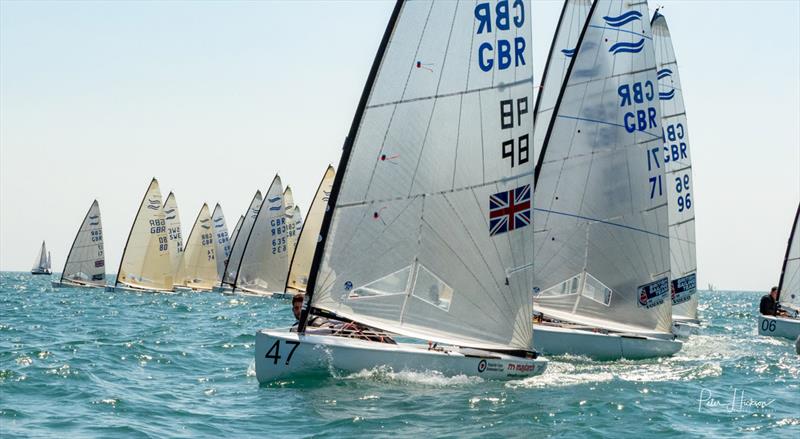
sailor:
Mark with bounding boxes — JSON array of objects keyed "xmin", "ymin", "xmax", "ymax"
[
  {"xmin": 291, "ymin": 293, "xmax": 329, "ymax": 330},
  {"xmin": 759, "ymin": 287, "xmax": 786, "ymax": 316}
]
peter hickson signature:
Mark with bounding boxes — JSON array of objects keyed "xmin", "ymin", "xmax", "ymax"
[{"xmin": 697, "ymin": 388, "xmax": 775, "ymax": 412}]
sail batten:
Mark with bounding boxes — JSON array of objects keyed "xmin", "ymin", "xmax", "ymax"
[
  {"xmin": 304, "ymin": 0, "xmax": 536, "ymax": 350},
  {"xmin": 60, "ymin": 200, "xmax": 105, "ymax": 285},
  {"xmin": 533, "ymin": 0, "xmax": 673, "ymax": 335}
]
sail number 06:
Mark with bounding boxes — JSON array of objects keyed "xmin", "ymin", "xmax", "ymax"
[
  {"xmin": 760, "ymin": 319, "xmax": 776, "ymax": 332},
  {"xmin": 265, "ymin": 340, "xmax": 300, "ymax": 366}
]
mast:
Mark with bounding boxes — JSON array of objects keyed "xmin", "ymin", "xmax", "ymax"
[
  {"xmin": 299, "ymin": 0, "xmax": 405, "ymax": 332},
  {"xmin": 777, "ymin": 203, "xmax": 800, "ymax": 301}
]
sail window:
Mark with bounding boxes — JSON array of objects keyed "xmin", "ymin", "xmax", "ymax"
[
  {"xmin": 411, "ymin": 264, "xmax": 454, "ymax": 312},
  {"xmin": 581, "ymin": 273, "xmax": 613, "ymax": 306},
  {"xmin": 538, "ymin": 273, "xmax": 581, "ymax": 297},
  {"xmin": 347, "ymin": 266, "xmax": 412, "ymax": 300}
]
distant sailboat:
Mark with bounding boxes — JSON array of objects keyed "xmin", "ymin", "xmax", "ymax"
[
  {"xmin": 759, "ymin": 203, "xmax": 800, "ymax": 339},
  {"xmin": 110, "ymin": 178, "xmax": 174, "ymax": 293},
  {"xmin": 256, "ymin": 0, "xmax": 546, "ymax": 382},
  {"xmin": 228, "ymin": 215, "xmax": 244, "ymax": 253},
  {"xmin": 531, "ymin": 0, "xmax": 682, "ymax": 359},
  {"xmin": 234, "ymin": 175, "xmax": 288, "ymax": 297},
  {"xmin": 211, "ymin": 204, "xmax": 231, "ymax": 282},
  {"xmin": 283, "ymin": 186, "xmax": 303, "ymax": 261},
  {"xmin": 174, "ymin": 204, "xmax": 218, "ymax": 291},
  {"xmin": 285, "ymin": 165, "xmax": 335, "ymax": 295},
  {"xmin": 652, "ymin": 10, "xmax": 700, "ymax": 335},
  {"xmin": 163, "ymin": 192, "xmax": 184, "ymax": 283},
  {"xmin": 52, "ymin": 200, "xmax": 105, "ymax": 288},
  {"xmin": 31, "ymin": 241, "xmax": 52, "ymax": 275},
  {"xmin": 217, "ymin": 191, "xmax": 262, "ymax": 293}
]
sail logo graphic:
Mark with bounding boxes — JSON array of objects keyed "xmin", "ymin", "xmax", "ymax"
[
  {"xmin": 637, "ymin": 277, "xmax": 669, "ymax": 309},
  {"xmin": 489, "ymin": 184, "xmax": 531, "ymax": 236},
  {"xmin": 268, "ymin": 196, "xmax": 282, "ymax": 211},
  {"xmin": 659, "ymin": 89, "xmax": 675, "ymax": 101},
  {"xmin": 609, "ymin": 39, "xmax": 645, "ymax": 55},
  {"xmin": 672, "ymin": 273, "xmax": 697, "ymax": 305},
  {"xmin": 165, "ymin": 215, "xmax": 177, "ymax": 220},
  {"xmin": 657, "ymin": 68, "xmax": 673, "ymax": 80},
  {"xmin": 89, "ymin": 221, "xmax": 100, "ymax": 226},
  {"xmin": 147, "ymin": 199, "xmax": 161, "ymax": 210},
  {"xmin": 602, "ymin": 10, "xmax": 642, "ymax": 27},
  {"xmin": 561, "ymin": 47, "xmax": 576, "ymax": 58},
  {"xmin": 474, "ymin": 0, "xmax": 527, "ymax": 72},
  {"xmin": 323, "ymin": 190, "xmax": 331, "ymax": 202}
]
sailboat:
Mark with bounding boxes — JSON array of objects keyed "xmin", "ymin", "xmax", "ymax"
[
  {"xmin": 652, "ymin": 10, "xmax": 700, "ymax": 337},
  {"xmin": 228, "ymin": 215, "xmax": 244, "ymax": 249},
  {"xmin": 214, "ymin": 191, "xmax": 262, "ymax": 293},
  {"xmin": 256, "ymin": 0, "xmax": 547, "ymax": 382},
  {"xmin": 285, "ymin": 166, "xmax": 335, "ymax": 295},
  {"xmin": 30, "ymin": 241, "xmax": 52, "ymax": 275},
  {"xmin": 173, "ymin": 204, "xmax": 218, "ymax": 291},
  {"xmin": 163, "ymin": 192, "xmax": 184, "ymax": 285},
  {"xmin": 759, "ymin": 203, "xmax": 800, "ymax": 339},
  {"xmin": 211, "ymin": 204, "xmax": 232, "ymax": 283},
  {"xmin": 530, "ymin": 0, "xmax": 682, "ymax": 360},
  {"xmin": 233, "ymin": 175, "xmax": 288, "ymax": 297},
  {"xmin": 283, "ymin": 186, "xmax": 303, "ymax": 261},
  {"xmin": 110, "ymin": 178, "xmax": 174, "ymax": 293},
  {"xmin": 52, "ymin": 200, "xmax": 106, "ymax": 288}
]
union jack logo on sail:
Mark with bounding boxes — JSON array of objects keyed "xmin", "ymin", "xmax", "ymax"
[{"xmin": 489, "ymin": 184, "xmax": 531, "ymax": 236}]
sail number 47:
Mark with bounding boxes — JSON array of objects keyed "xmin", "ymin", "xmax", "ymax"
[{"xmin": 265, "ymin": 340, "xmax": 300, "ymax": 366}]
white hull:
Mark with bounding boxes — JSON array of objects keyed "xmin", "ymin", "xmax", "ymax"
[
  {"xmin": 532, "ymin": 324, "xmax": 682, "ymax": 360},
  {"xmin": 234, "ymin": 288, "xmax": 290, "ymax": 299},
  {"xmin": 758, "ymin": 315, "xmax": 800, "ymax": 340},
  {"xmin": 51, "ymin": 280, "xmax": 105, "ymax": 289},
  {"xmin": 105, "ymin": 284, "xmax": 175, "ymax": 294},
  {"xmin": 213, "ymin": 285, "xmax": 234, "ymax": 294},
  {"xmin": 672, "ymin": 319, "xmax": 701, "ymax": 339},
  {"xmin": 254, "ymin": 329, "xmax": 547, "ymax": 383}
]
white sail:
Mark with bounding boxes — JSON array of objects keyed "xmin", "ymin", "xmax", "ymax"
[
  {"xmin": 652, "ymin": 11, "xmax": 698, "ymax": 321},
  {"xmin": 60, "ymin": 200, "xmax": 105, "ymax": 286},
  {"xmin": 779, "ymin": 204, "xmax": 800, "ymax": 309},
  {"xmin": 163, "ymin": 192, "xmax": 184, "ymax": 278},
  {"xmin": 304, "ymin": 1, "xmax": 535, "ymax": 351},
  {"xmin": 222, "ymin": 191, "xmax": 262, "ymax": 286},
  {"xmin": 283, "ymin": 187, "xmax": 302, "ymax": 260},
  {"xmin": 532, "ymin": 0, "xmax": 592, "ymax": 166},
  {"xmin": 116, "ymin": 178, "xmax": 173, "ymax": 291},
  {"xmin": 211, "ymin": 204, "xmax": 231, "ymax": 281},
  {"xmin": 235, "ymin": 176, "xmax": 288, "ymax": 294},
  {"xmin": 533, "ymin": 0, "xmax": 672, "ymax": 335},
  {"xmin": 228, "ymin": 215, "xmax": 244, "ymax": 251},
  {"xmin": 286, "ymin": 166, "xmax": 334, "ymax": 294},
  {"xmin": 32, "ymin": 241, "xmax": 48, "ymax": 272},
  {"xmin": 46, "ymin": 252, "xmax": 51, "ymax": 270},
  {"xmin": 174, "ymin": 204, "xmax": 218, "ymax": 290}
]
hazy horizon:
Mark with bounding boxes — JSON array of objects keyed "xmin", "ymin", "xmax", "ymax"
[{"xmin": 2, "ymin": 1, "xmax": 798, "ymax": 292}]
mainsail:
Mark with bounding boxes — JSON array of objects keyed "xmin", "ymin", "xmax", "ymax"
[
  {"xmin": 163, "ymin": 192, "xmax": 184, "ymax": 278},
  {"xmin": 32, "ymin": 241, "xmax": 49, "ymax": 272},
  {"xmin": 229, "ymin": 215, "xmax": 244, "ymax": 251},
  {"xmin": 60, "ymin": 200, "xmax": 105, "ymax": 286},
  {"xmin": 235, "ymin": 176, "xmax": 288, "ymax": 294},
  {"xmin": 211, "ymin": 203, "xmax": 231, "ymax": 281},
  {"xmin": 302, "ymin": 0, "xmax": 535, "ymax": 351},
  {"xmin": 115, "ymin": 178, "xmax": 173, "ymax": 291},
  {"xmin": 652, "ymin": 11, "xmax": 698, "ymax": 321},
  {"xmin": 778, "ymin": 203, "xmax": 800, "ymax": 310},
  {"xmin": 283, "ymin": 186, "xmax": 302, "ymax": 260},
  {"xmin": 286, "ymin": 166, "xmax": 335, "ymax": 294},
  {"xmin": 221, "ymin": 191, "xmax": 262, "ymax": 286},
  {"xmin": 532, "ymin": 0, "xmax": 672, "ymax": 335},
  {"xmin": 532, "ymin": 0, "xmax": 592, "ymax": 166},
  {"xmin": 174, "ymin": 204, "xmax": 218, "ymax": 290}
]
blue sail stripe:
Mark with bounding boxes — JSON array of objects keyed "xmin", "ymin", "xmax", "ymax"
[
  {"xmin": 657, "ymin": 68, "xmax": 673, "ymax": 79},
  {"xmin": 659, "ymin": 89, "xmax": 675, "ymax": 100},
  {"xmin": 268, "ymin": 197, "xmax": 281, "ymax": 203},
  {"xmin": 602, "ymin": 10, "xmax": 642, "ymax": 27},
  {"xmin": 561, "ymin": 48, "xmax": 576, "ymax": 57},
  {"xmin": 609, "ymin": 39, "xmax": 645, "ymax": 55}
]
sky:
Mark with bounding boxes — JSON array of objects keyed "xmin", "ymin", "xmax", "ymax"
[{"xmin": 1, "ymin": 0, "xmax": 798, "ymax": 292}]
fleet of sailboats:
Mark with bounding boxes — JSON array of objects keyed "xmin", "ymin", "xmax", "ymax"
[{"xmin": 22, "ymin": 0, "xmax": 798, "ymax": 384}]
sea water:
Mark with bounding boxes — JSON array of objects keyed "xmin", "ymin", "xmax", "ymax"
[{"xmin": 1, "ymin": 272, "xmax": 797, "ymax": 437}]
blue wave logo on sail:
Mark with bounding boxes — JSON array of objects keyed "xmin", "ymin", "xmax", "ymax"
[
  {"xmin": 609, "ymin": 38, "xmax": 644, "ymax": 55},
  {"xmin": 165, "ymin": 215, "xmax": 176, "ymax": 220},
  {"xmin": 164, "ymin": 208, "xmax": 176, "ymax": 214},
  {"xmin": 200, "ymin": 218, "xmax": 209, "ymax": 223},
  {"xmin": 89, "ymin": 215, "xmax": 99, "ymax": 220},
  {"xmin": 201, "ymin": 224, "xmax": 211, "ymax": 229},
  {"xmin": 89, "ymin": 221, "xmax": 100, "ymax": 226},
  {"xmin": 214, "ymin": 217, "xmax": 223, "ymax": 223},
  {"xmin": 657, "ymin": 68, "xmax": 673, "ymax": 80},
  {"xmin": 147, "ymin": 199, "xmax": 161, "ymax": 210},
  {"xmin": 561, "ymin": 48, "xmax": 576, "ymax": 58},
  {"xmin": 603, "ymin": 10, "xmax": 642, "ymax": 27},
  {"xmin": 268, "ymin": 196, "xmax": 282, "ymax": 211},
  {"xmin": 659, "ymin": 89, "xmax": 675, "ymax": 100}
]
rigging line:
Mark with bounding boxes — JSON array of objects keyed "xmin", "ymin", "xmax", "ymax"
[
  {"xmin": 533, "ymin": 208, "xmax": 670, "ymax": 239},
  {"xmin": 666, "ymin": 165, "xmax": 692, "ymax": 174},
  {"xmin": 670, "ymin": 217, "xmax": 695, "ymax": 228},
  {"xmin": 662, "ymin": 111, "xmax": 686, "ymax": 118},
  {"xmin": 366, "ymin": 77, "xmax": 535, "ymax": 110}
]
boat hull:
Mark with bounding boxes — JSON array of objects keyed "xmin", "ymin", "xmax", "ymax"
[
  {"xmin": 254, "ymin": 329, "xmax": 547, "ymax": 383},
  {"xmin": 532, "ymin": 324, "xmax": 682, "ymax": 360},
  {"xmin": 758, "ymin": 315, "xmax": 800, "ymax": 339},
  {"xmin": 672, "ymin": 319, "xmax": 701, "ymax": 339},
  {"xmin": 235, "ymin": 289, "xmax": 290, "ymax": 299},
  {"xmin": 105, "ymin": 285, "xmax": 175, "ymax": 294},
  {"xmin": 30, "ymin": 271, "xmax": 51, "ymax": 275},
  {"xmin": 51, "ymin": 280, "xmax": 105, "ymax": 289}
]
